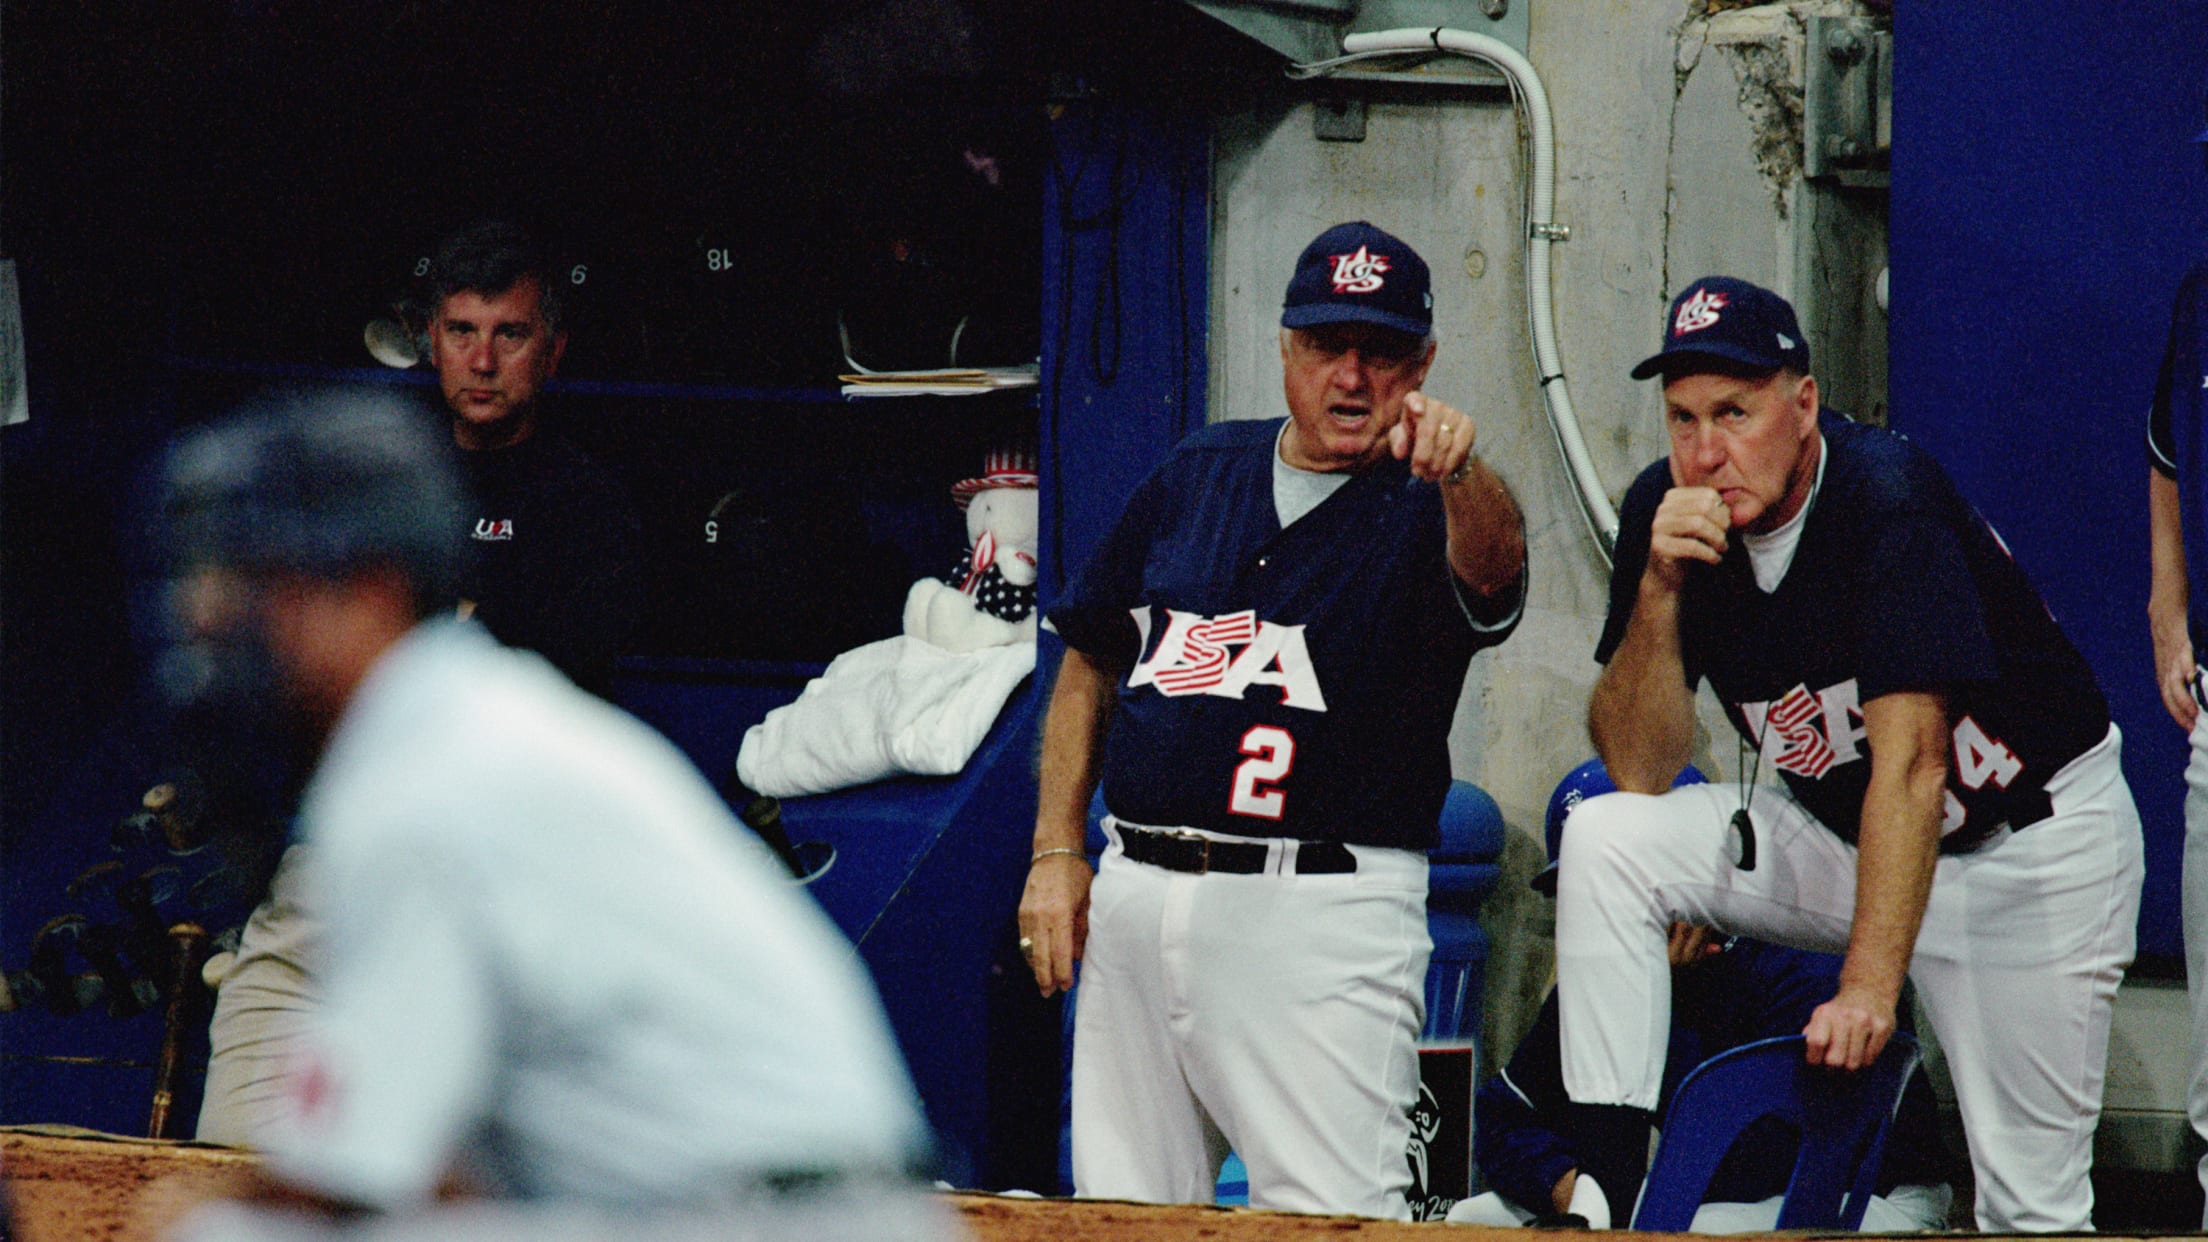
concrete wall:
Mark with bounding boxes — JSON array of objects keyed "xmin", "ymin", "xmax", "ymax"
[{"xmin": 1204, "ymin": 0, "xmax": 1881, "ymax": 1069}]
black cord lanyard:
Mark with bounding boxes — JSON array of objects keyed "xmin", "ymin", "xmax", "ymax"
[{"xmin": 1732, "ymin": 720, "xmax": 1762, "ymax": 872}]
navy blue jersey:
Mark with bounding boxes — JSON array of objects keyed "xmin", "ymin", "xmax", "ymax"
[
  {"xmin": 1049, "ymin": 419, "xmax": 1523, "ymax": 849},
  {"xmin": 2148, "ymin": 260, "xmax": 2208, "ymax": 644},
  {"xmin": 459, "ymin": 427, "xmax": 642, "ymax": 698},
  {"xmin": 1474, "ymin": 940, "xmax": 1949, "ymax": 1215},
  {"xmin": 1596, "ymin": 411, "xmax": 2108, "ymax": 848}
]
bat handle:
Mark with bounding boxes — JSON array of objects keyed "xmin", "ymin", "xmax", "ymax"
[{"xmin": 148, "ymin": 922, "xmax": 209, "ymax": 1139}]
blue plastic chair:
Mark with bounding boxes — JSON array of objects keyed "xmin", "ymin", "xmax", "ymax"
[
  {"xmin": 1424, "ymin": 781, "xmax": 1505, "ymax": 1040},
  {"xmin": 1631, "ymin": 1032, "xmax": 1921, "ymax": 1232}
]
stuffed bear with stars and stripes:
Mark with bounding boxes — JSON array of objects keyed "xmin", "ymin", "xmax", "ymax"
[{"xmin": 903, "ymin": 446, "xmax": 1039, "ymax": 654}]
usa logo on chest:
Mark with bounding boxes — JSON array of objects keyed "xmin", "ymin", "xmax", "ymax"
[
  {"xmin": 1740, "ymin": 682, "xmax": 1866, "ymax": 778},
  {"xmin": 473, "ymin": 518, "xmax": 515, "ymax": 541},
  {"xmin": 1127, "ymin": 607, "xmax": 1328, "ymax": 711},
  {"xmin": 1738, "ymin": 678, "xmax": 2027, "ymax": 835}
]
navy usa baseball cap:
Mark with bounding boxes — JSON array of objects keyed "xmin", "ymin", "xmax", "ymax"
[
  {"xmin": 1281, "ymin": 221, "xmax": 1433, "ymax": 338},
  {"xmin": 1629, "ymin": 276, "xmax": 1811, "ymax": 380}
]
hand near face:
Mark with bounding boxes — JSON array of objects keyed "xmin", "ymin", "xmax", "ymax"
[
  {"xmin": 1388, "ymin": 391, "xmax": 1477, "ymax": 484},
  {"xmin": 1645, "ymin": 485, "xmax": 1731, "ymax": 592}
]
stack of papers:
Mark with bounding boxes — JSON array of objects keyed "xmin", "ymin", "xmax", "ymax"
[{"xmin": 839, "ymin": 364, "xmax": 1039, "ymax": 398}]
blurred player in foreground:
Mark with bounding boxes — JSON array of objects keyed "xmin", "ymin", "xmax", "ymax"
[{"xmin": 159, "ymin": 395, "xmax": 957, "ymax": 1240}]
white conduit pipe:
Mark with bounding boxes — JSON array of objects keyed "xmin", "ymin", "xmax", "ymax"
[{"xmin": 1334, "ymin": 27, "xmax": 1618, "ymax": 561}]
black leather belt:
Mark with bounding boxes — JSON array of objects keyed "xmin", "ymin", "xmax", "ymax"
[{"xmin": 1117, "ymin": 825, "xmax": 1355, "ymax": 875}]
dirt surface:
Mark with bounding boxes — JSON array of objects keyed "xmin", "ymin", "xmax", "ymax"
[
  {"xmin": 3, "ymin": 1131, "xmax": 1479, "ymax": 1242},
  {"xmin": 17, "ymin": 1129, "xmax": 2186, "ymax": 1242},
  {"xmin": 3, "ymin": 1135, "xmax": 1486, "ymax": 1241},
  {"xmin": 953, "ymin": 1193, "xmax": 1485, "ymax": 1239},
  {"xmin": 3, "ymin": 1129, "xmax": 254, "ymax": 1242}
]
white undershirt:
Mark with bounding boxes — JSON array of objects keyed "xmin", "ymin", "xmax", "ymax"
[
  {"xmin": 1273, "ymin": 421, "xmax": 1351, "ymax": 527},
  {"xmin": 1741, "ymin": 435, "xmax": 1827, "ymax": 593}
]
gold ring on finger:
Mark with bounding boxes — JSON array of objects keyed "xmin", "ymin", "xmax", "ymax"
[{"xmin": 1017, "ymin": 937, "xmax": 1035, "ymax": 953}]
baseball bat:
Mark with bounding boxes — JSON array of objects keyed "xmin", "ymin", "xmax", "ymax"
[{"xmin": 147, "ymin": 922, "xmax": 208, "ymax": 1139}]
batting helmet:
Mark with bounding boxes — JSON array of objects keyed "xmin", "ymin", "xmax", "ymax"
[
  {"xmin": 162, "ymin": 390, "xmax": 466, "ymax": 615},
  {"xmin": 1532, "ymin": 758, "xmax": 1707, "ymax": 895}
]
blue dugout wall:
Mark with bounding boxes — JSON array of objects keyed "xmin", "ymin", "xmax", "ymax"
[{"xmin": 1895, "ymin": 6, "xmax": 2208, "ymax": 961}]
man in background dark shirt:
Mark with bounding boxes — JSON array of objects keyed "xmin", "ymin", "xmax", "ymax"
[
  {"xmin": 425, "ymin": 220, "xmax": 640, "ymax": 696},
  {"xmin": 194, "ymin": 224, "xmax": 643, "ymax": 1145}
]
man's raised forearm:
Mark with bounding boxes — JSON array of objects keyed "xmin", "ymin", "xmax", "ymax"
[
  {"xmin": 1443, "ymin": 456, "xmax": 1527, "ymax": 597},
  {"xmin": 1587, "ymin": 578, "xmax": 1697, "ymax": 793}
]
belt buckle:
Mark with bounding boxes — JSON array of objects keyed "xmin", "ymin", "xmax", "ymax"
[{"xmin": 1169, "ymin": 829, "xmax": 1212, "ymax": 874}]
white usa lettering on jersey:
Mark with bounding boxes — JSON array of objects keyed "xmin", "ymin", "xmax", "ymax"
[
  {"xmin": 1127, "ymin": 606, "xmax": 1328, "ymax": 710},
  {"xmin": 1739, "ymin": 678, "xmax": 2026, "ymax": 834},
  {"xmin": 1740, "ymin": 680, "xmax": 1869, "ymax": 778}
]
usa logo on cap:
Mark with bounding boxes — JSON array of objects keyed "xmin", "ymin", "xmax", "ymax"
[
  {"xmin": 1329, "ymin": 246, "xmax": 1391, "ymax": 294},
  {"xmin": 1281, "ymin": 222, "xmax": 1434, "ymax": 337},
  {"xmin": 1629, "ymin": 275, "xmax": 1809, "ymax": 380},
  {"xmin": 1674, "ymin": 287, "xmax": 1729, "ymax": 334}
]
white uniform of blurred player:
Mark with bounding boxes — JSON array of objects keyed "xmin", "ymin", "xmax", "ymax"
[{"xmin": 159, "ymin": 397, "xmax": 960, "ymax": 1241}]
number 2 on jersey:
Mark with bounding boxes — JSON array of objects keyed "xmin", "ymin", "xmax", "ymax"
[{"xmin": 1230, "ymin": 726, "xmax": 1295, "ymax": 820}]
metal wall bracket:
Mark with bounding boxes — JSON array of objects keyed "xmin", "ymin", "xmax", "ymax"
[
  {"xmin": 1529, "ymin": 221, "xmax": 1570, "ymax": 243},
  {"xmin": 1313, "ymin": 96, "xmax": 1369, "ymax": 141},
  {"xmin": 1181, "ymin": 0, "xmax": 1528, "ymax": 88},
  {"xmin": 1804, "ymin": 15, "xmax": 1890, "ymax": 187}
]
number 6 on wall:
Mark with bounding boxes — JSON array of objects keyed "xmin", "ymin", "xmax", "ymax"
[{"xmin": 1230, "ymin": 726, "xmax": 1295, "ymax": 820}]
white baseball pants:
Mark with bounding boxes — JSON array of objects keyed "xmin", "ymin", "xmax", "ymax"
[
  {"xmin": 1070, "ymin": 818, "xmax": 1430, "ymax": 1219},
  {"xmin": 1555, "ymin": 727, "xmax": 2141, "ymax": 1233},
  {"xmin": 2180, "ymin": 707, "xmax": 2208, "ymax": 1226},
  {"xmin": 198, "ymin": 844, "xmax": 318, "ymax": 1146}
]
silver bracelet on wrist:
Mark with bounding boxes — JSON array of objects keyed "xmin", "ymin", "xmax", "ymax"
[{"xmin": 1031, "ymin": 847, "xmax": 1086, "ymax": 864}]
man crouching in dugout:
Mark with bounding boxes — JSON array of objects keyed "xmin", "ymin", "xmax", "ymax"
[
  {"xmin": 1018, "ymin": 221, "xmax": 1528, "ymax": 1218},
  {"xmin": 1558, "ymin": 276, "xmax": 2143, "ymax": 1232}
]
